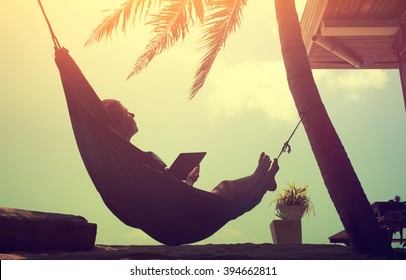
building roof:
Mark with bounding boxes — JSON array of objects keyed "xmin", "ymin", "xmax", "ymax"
[{"xmin": 300, "ymin": 0, "xmax": 406, "ymax": 69}]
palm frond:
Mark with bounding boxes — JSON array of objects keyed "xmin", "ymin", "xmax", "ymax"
[
  {"xmin": 193, "ymin": 0, "xmax": 205, "ymax": 22},
  {"xmin": 127, "ymin": 0, "xmax": 203, "ymax": 79},
  {"xmin": 85, "ymin": 0, "xmax": 164, "ymax": 47},
  {"xmin": 189, "ymin": 0, "xmax": 247, "ymax": 99}
]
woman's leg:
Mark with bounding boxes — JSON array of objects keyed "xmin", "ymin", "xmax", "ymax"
[{"xmin": 211, "ymin": 153, "xmax": 279, "ymax": 203}]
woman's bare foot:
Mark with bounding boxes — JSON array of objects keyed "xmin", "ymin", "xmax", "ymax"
[
  {"xmin": 253, "ymin": 152, "xmax": 271, "ymax": 178},
  {"xmin": 258, "ymin": 159, "xmax": 279, "ymax": 191}
]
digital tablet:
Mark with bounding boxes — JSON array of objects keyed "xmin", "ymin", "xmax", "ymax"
[{"xmin": 168, "ymin": 152, "xmax": 206, "ymax": 180}]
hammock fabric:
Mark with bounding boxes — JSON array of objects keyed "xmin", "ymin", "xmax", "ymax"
[{"xmin": 54, "ymin": 47, "xmax": 263, "ymax": 245}]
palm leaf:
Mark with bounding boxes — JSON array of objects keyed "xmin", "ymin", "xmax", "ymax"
[
  {"xmin": 84, "ymin": 0, "xmax": 165, "ymax": 47},
  {"xmin": 127, "ymin": 0, "xmax": 204, "ymax": 79},
  {"xmin": 192, "ymin": 0, "xmax": 206, "ymax": 22},
  {"xmin": 189, "ymin": 0, "xmax": 247, "ymax": 99}
]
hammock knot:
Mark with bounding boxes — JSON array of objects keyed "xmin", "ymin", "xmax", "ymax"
[{"xmin": 282, "ymin": 142, "xmax": 292, "ymax": 154}]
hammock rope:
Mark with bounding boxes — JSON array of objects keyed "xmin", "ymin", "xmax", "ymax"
[
  {"xmin": 276, "ymin": 118, "xmax": 302, "ymax": 160},
  {"xmin": 37, "ymin": 0, "xmax": 61, "ymax": 50},
  {"xmin": 276, "ymin": 101, "xmax": 325, "ymax": 160}
]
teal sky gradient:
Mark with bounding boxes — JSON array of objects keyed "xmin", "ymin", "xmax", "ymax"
[{"xmin": 0, "ymin": 0, "xmax": 405, "ymax": 246}]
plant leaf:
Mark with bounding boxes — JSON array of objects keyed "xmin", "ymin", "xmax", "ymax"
[
  {"xmin": 84, "ymin": 0, "xmax": 165, "ymax": 47},
  {"xmin": 127, "ymin": 0, "xmax": 206, "ymax": 78},
  {"xmin": 189, "ymin": 0, "xmax": 247, "ymax": 99}
]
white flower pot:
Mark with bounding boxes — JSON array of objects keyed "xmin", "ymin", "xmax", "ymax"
[{"xmin": 277, "ymin": 205, "xmax": 307, "ymax": 220}]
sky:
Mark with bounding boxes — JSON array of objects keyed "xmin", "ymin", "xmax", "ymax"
[{"xmin": 0, "ymin": 0, "xmax": 405, "ymax": 246}]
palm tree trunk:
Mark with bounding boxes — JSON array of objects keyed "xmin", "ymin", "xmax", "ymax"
[{"xmin": 274, "ymin": 0, "xmax": 391, "ymax": 254}]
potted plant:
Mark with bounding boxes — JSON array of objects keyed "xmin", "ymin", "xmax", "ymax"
[
  {"xmin": 272, "ymin": 183, "xmax": 314, "ymax": 220},
  {"xmin": 270, "ymin": 183, "xmax": 314, "ymax": 244}
]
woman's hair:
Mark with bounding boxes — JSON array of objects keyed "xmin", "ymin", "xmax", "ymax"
[{"xmin": 102, "ymin": 99, "xmax": 126, "ymax": 127}]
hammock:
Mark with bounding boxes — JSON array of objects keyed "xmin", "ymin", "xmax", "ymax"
[
  {"xmin": 54, "ymin": 47, "xmax": 262, "ymax": 245},
  {"xmin": 37, "ymin": 0, "xmax": 301, "ymax": 245}
]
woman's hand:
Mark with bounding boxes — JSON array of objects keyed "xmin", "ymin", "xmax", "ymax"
[{"xmin": 185, "ymin": 165, "xmax": 200, "ymax": 186}]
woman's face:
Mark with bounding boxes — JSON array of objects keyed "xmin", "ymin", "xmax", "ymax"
[{"xmin": 118, "ymin": 104, "xmax": 138, "ymax": 140}]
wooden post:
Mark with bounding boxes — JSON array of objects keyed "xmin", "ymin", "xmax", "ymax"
[
  {"xmin": 270, "ymin": 220, "xmax": 302, "ymax": 244},
  {"xmin": 393, "ymin": 17, "xmax": 406, "ymax": 110}
]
